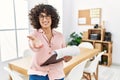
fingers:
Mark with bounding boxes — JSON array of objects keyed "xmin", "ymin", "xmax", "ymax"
[
  {"xmin": 27, "ymin": 35, "xmax": 35, "ymax": 40},
  {"xmin": 27, "ymin": 35, "xmax": 43, "ymax": 48},
  {"xmin": 63, "ymin": 56, "xmax": 72, "ymax": 62}
]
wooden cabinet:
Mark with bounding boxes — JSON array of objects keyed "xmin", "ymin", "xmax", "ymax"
[{"xmin": 82, "ymin": 28, "xmax": 112, "ymax": 66}]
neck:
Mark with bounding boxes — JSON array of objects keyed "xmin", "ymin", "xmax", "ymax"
[{"xmin": 42, "ymin": 27, "xmax": 52, "ymax": 34}]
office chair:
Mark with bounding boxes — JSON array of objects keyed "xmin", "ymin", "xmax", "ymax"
[
  {"xmin": 78, "ymin": 42, "xmax": 94, "ymax": 49},
  {"xmin": 4, "ymin": 67, "xmax": 24, "ymax": 80},
  {"xmin": 78, "ymin": 42, "xmax": 95, "ymax": 65},
  {"xmin": 83, "ymin": 51, "xmax": 106, "ymax": 80},
  {"xmin": 65, "ymin": 59, "xmax": 88, "ymax": 80}
]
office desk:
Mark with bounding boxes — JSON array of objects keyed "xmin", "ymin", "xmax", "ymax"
[{"xmin": 8, "ymin": 48, "xmax": 99, "ymax": 79}]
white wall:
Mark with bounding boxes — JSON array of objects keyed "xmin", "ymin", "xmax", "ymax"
[
  {"xmin": 28, "ymin": 0, "xmax": 47, "ymax": 10},
  {"xmin": 63, "ymin": 0, "xmax": 120, "ymax": 65},
  {"xmin": 62, "ymin": 0, "xmax": 74, "ymax": 41}
]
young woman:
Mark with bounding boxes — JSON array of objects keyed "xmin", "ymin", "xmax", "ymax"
[{"xmin": 27, "ymin": 4, "xmax": 71, "ymax": 80}]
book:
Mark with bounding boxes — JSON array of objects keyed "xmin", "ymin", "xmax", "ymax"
[{"xmin": 40, "ymin": 54, "xmax": 63, "ymax": 66}]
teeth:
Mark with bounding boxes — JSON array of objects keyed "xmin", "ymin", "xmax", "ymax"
[
  {"xmin": 44, "ymin": 23, "xmax": 48, "ymax": 25},
  {"xmin": 43, "ymin": 22, "xmax": 49, "ymax": 25}
]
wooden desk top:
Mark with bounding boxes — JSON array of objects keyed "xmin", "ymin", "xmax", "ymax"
[{"xmin": 8, "ymin": 48, "xmax": 99, "ymax": 76}]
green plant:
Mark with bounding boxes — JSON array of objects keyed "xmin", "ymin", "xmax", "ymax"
[
  {"xmin": 102, "ymin": 55, "xmax": 108, "ymax": 63},
  {"xmin": 67, "ymin": 32, "xmax": 83, "ymax": 46}
]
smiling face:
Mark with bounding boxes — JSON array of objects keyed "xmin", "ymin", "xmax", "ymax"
[{"xmin": 39, "ymin": 13, "xmax": 52, "ymax": 29}]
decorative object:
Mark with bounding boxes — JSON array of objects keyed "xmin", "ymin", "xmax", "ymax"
[{"xmin": 67, "ymin": 32, "xmax": 82, "ymax": 46}]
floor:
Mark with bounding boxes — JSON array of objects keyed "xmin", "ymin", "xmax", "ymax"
[
  {"xmin": 82, "ymin": 64, "xmax": 120, "ymax": 80},
  {"xmin": 98, "ymin": 64, "xmax": 120, "ymax": 80},
  {"xmin": 0, "ymin": 61, "xmax": 120, "ymax": 80}
]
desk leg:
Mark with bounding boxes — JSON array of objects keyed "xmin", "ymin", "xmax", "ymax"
[
  {"xmin": 8, "ymin": 65, "xmax": 12, "ymax": 80},
  {"xmin": 9, "ymin": 75, "xmax": 12, "ymax": 80}
]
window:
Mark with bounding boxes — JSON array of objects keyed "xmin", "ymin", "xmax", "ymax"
[{"xmin": 0, "ymin": 0, "xmax": 29, "ymax": 61}]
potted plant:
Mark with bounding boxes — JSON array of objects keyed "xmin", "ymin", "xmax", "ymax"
[
  {"xmin": 67, "ymin": 32, "xmax": 83, "ymax": 46},
  {"xmin": 102, "ymin": 56, "xmax": 108, "ymax": 65}
]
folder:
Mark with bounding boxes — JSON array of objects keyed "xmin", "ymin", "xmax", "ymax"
[{"xmin": 40, "ymin": 54, "xmax": 63, "ymax": 66}]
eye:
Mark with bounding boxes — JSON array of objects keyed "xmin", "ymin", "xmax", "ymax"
[
  {"xmin": 39, "ymin": 15, "xmax": 44, "ymax": 18},
  {"xmin": 39, "ymin": 15, "xmax": 51, "ymax": 19}
]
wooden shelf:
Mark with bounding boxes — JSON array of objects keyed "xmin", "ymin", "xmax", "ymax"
[{"xmin": 82, "ymin": 28, "xmax": 112, "ymax": 66}]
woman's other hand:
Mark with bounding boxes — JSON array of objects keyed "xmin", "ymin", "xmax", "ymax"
[
  {"xmin": 63, "ymin": 56, "xmax": 72, "ymax": 62},
  {"xmin": 27, "ymin": 35, "xmax": 43, "ymax": 48}
]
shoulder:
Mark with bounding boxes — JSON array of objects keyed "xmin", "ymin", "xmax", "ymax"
[{"xmin": 53, "ymin": 30, "xmax": 64, "ymax": 38}]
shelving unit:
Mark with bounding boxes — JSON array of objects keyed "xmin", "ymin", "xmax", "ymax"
[{"xmin": 82, "ymin": 28, "xmax": 112, "ymax": 66}]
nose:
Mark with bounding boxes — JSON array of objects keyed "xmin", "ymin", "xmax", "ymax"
[{"xmin": 42, "ymin": 16, "xmax": 48, "ymax": 20}]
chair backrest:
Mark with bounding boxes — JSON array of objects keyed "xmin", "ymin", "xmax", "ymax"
[
  {"xmin": 78, "ymin": 42, "xmax": 94, "ymax": 49},
  {"xmin": 79, "ymin": 42, "xmax": 94, "ymax": 60},
  {"xmin": 65, "ymin": 59, "xmax": 88, "ymax": 80},
  {"xmin": 4, "ymin": 67, "xmax": 24, "ymax": 80},
  {"xmin": 84, "ymin": 51, "xmax": 106, "ymax": 73}
]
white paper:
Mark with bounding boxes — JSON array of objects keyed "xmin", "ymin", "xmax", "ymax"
[
  {"xmin": 91, "ymin": 18, "xmax": 100, "ymax": 25},
  {"xmin": 78, "ymin": 18, "xmax": 86, "ymax": 24},
  {"xmin": 55, "ymin": 46, "xmax": 80, "ymax": 59}
]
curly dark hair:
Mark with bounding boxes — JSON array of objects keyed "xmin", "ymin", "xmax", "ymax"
[{"xmin": 29, "ymin": 4, "xmax": 60, "ymax": 30}]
